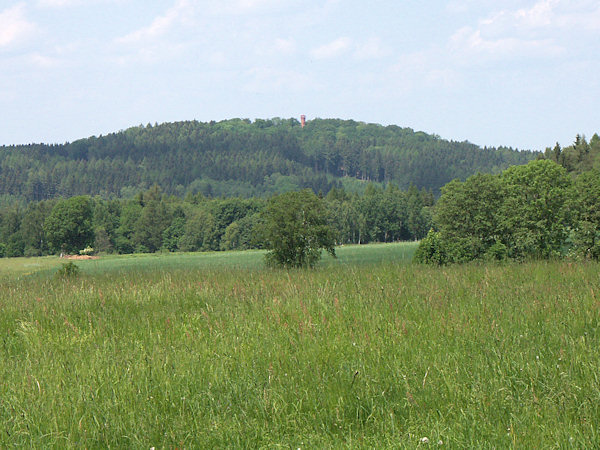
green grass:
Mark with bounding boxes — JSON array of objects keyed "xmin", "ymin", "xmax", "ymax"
[
  {"xmin": 9, "ymin": 242, "xmax": 417, "ymax": 280},
  {"xmin": 1, "ymin": 244, "xmax": 599, "ymax": 447}
]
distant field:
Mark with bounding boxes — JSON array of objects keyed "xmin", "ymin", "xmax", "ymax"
[
  {"xmin": 0, "ymin": 242, "xmax": 418, "ymax": 280},
  {"xmin": 1, "ymin": 244, "xmax": 599, "ymax": 447}
]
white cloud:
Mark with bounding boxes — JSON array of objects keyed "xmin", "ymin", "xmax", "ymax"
[
  {"xmin": 236, "ymin": 0, "xmax": 278, "ymax": 10},
  {"xmin": 513, "ymin": 0, "xmax": 555, "ymax": 28},
  {"xmin": 27, "ymin": 52, "xmax": 60, "ymax": 68},
  {"xmin": 446, "ymin": 0, "xmax": 600, "ymax": 61},
  {"xmin": 37, "ymin": 0, "xmax": 81, "ymax": 6},
  {"xmin": 209, "ymin": 0, "xmax": 293, "ymax": 15},
  {"xmin": 37, "ymin": 0, "xmax": 125, "ymax": 7},
  {"xmin": 0, "ymin": 4, "xmax": 36, "ymax": 48},
  {"xmin": 310, "ymin": 37, "xmax": 352, "ymax": 60},
  {"xmin": 353, "ymin": 37, "xmax": 389, "ymax": 60},
  {"xmin": 117, "ymin": 0, "xmax": 193, "ymax": 44},
  {"xmin": 450, "ymin": 26, "xmax": 562, "ymax": 59},
  {"xmin": 478, "ymin": 0, "xmax": 600, "ymax": 37}
]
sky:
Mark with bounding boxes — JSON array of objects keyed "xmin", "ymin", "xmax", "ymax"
[{"xmin": 1, "ymin": 0, "xmax": 599, "ymax": 150}]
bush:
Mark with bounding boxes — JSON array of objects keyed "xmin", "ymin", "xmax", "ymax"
[
  {"xmin": 55, "ymin": 262, "xmax": 80, "ymax": 279},
  {"xmin": 414, "ymin": 230, "xmax": 449, "ymax": 265}
]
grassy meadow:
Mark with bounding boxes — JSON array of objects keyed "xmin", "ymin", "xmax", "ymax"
[{"xmin": 1, "ymin": 243, "xmax": 600, "ymax": 447}]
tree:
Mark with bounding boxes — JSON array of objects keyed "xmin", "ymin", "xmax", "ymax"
[
  {"xmin": 21, "ymin": 200, "xmax": 55, "ymax": 256},
  {"xmin": 178, "ymin": 208, "xmax": 218, "ymax": 252},
  {"xmin": 416, "ymin": 160, "xmax": 572, "ymax": 264},
  {"xmin": 114, "ymin": 200, "xmax": 142, "ymax": 254},
  {"xmin": 44, "ymin": 196, "xmax": 94, "ymax": 254},
  {"xmin": 433, "ymin": 173, "xmax": 508, "ymax": 261},
  {"xmin": 569, "ymin": 169, "xmax": 600, "ymax": 259},
  {"xmin": 132, "ymin": 185, "xmax": 171, "ymax": 252},
  {"xmin": 263, "ymin": 189, "xmax": 336, "ymax": 268},
  {"xmin": 500, "ymin": 160, "xmax": 571, "ymax": 258}
]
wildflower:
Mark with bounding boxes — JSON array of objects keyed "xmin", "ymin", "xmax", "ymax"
[{"xmin": 420, "ymin": 437, "xmax": 429, "ymax": 444}]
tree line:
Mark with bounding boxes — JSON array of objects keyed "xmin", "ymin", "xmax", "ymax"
[
  {"xmin": 0, "ymin": 118, "xmax": 535, "ymax": 207},
  {"xmin": 415, "ymin": 133, "xmax": 600, "ymax": 264},
  {"xmin": 0, "ymin": 183, "xmax": 433, "ymax": 258}
]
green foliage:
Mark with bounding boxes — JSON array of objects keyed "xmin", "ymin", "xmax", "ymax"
[
  {"xmin": 179, "ymin": 208, "xmax": 219, "ymax": 252},
  {"xmin": 54, "ymin": 261, "xmax": 80, "ymax": 278},
  {"xmin": 0, "ymin": 183, "xmax": 432, "ymax": 258},
  {"xmin": 0, "ymin": 119, "xmax": 536, "ymax": 202},
  {"xmin": 44, "ymin": 196, "xmax": 94, "ymax": 254},
  {"xmin": 434, "ymin": 173, "xmax": 507, "ymax": 260},
  {"xmin": 484, "ymin": 240, "xmax": 508, "ymax": 261},
  {"xmin": 543, "ymin": 133, "xmax": 600, "ymax": 174},
  {"xmin": 264, "ymin": 190, "xmax": 336, "ymax": 268},
  {"xmin": 413, "ymin": 229, "xmax": 448, "ymax": 265},
  {"xmin": 569, "ymin": 169, "xmax": 600, "ymax": 259},
  {"xmin": 131, "ymin": 186, "xmax": 171, "ymax": 253},
  {"xmin": 500, "ymin": 160, "xmax": 571, "ymax": 258},
  {"xmin": 419, "ymin": 160, "xmax": 573, "ymax": 264}
]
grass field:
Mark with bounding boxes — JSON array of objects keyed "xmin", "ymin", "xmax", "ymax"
[{"xmin": 1, "ymin": 243, "xmax": 599, "ymax": 447}]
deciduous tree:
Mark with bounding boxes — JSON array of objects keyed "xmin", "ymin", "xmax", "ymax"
[
  {"xmin": 44, "ymin": 196, "xmax": 94, "ymax": 254},
  {"xmin": 263, "ymin": 190, "xmax": 335, "ymax": 268}
]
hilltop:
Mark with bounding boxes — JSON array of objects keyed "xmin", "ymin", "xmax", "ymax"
[{"xmin": 0, "ymin": 118, "xmax": 536, "ymax": 204}]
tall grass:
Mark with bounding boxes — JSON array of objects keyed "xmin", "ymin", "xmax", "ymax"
[{"xmin": 0, "ymin": 247, "xmax": 598, "ymax": 447}]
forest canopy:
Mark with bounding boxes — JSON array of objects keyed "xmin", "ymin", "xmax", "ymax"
[{"xmin": 0, "ymin": 118, "xmax": 535, "ymax": 206}]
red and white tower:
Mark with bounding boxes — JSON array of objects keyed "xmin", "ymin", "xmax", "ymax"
[{"xmin": 300, "ymin": 115, "xmax": 306, "ymax": 128}]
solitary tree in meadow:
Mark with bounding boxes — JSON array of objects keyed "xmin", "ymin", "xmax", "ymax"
[{"xmin": 263, "ymin": 189, "xmax": 336, "ymax": 268}]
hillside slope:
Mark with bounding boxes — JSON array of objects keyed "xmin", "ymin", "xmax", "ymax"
[{"xmin": 0, "ymin": 118, "xmax": 536, "ymax": 202}]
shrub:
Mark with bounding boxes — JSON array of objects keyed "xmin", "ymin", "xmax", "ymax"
[
  {"xmin": 55, "ymin": 262, "xmax": 80, "ymax": 279},
  {"xmin": 414, "ymin": 230, "xmax": 448, "ymax": 265}
]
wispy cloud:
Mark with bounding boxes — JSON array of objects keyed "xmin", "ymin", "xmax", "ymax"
[
  {"xmin": 117, "ymin": 0, "xmax": 193, "ymax": 44},
  {"xmin": 209, "ymin": 0, "xmax": 293, "ymax": 15},
  {"xmin": 353, "ymin": 37, "xmax": 389, "ymax": 60},
  {"xmin": 37, "ymin": 0, "xmax": 81, "ymax": 7},
  {"xmin": 450, "ymin": 26, "xmax": 563, "ymax": 60},
  {"xmin": 446, "ymin": 0, "xmax": 600, "ymax": 61},
  {"xmin": 0, "ymin": 4, "xmax": 37, "ymax": 48},
  {"xmin": 37, "ymin": 0, "xmax": 124, "ymax": 7},
  {"xmin": 27, "ymin": 52, "xmax": 60, "ymax": 68},
  {"xmin": 310, "ymin": 37, "xmax": 352, "ymax": 60}
]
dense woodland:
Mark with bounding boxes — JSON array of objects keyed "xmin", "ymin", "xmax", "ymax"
[
  {"xmin": 0, "ymin": 183, "xmax": 434, "ymax": 258},
  {"xmin": 2, "ymin": 117, "xmax": 598, "ymax": 261},
  {"xmin": 0, "ymin": 118, "xmax": 534, "ymax": 206}
]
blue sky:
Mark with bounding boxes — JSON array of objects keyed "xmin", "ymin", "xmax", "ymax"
[{"xmin": 1, "ymin": 0, "xmax": 599, "ymax": 150}]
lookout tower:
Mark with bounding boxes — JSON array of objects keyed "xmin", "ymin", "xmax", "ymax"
[{"xmin": 300, "ymin": 115, "xmax": 306, "ymax": 128}]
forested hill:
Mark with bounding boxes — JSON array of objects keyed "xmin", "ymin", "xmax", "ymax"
[{"xmin": 0, "ymin": 118, "xmax": 536, "ymax": 203}]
